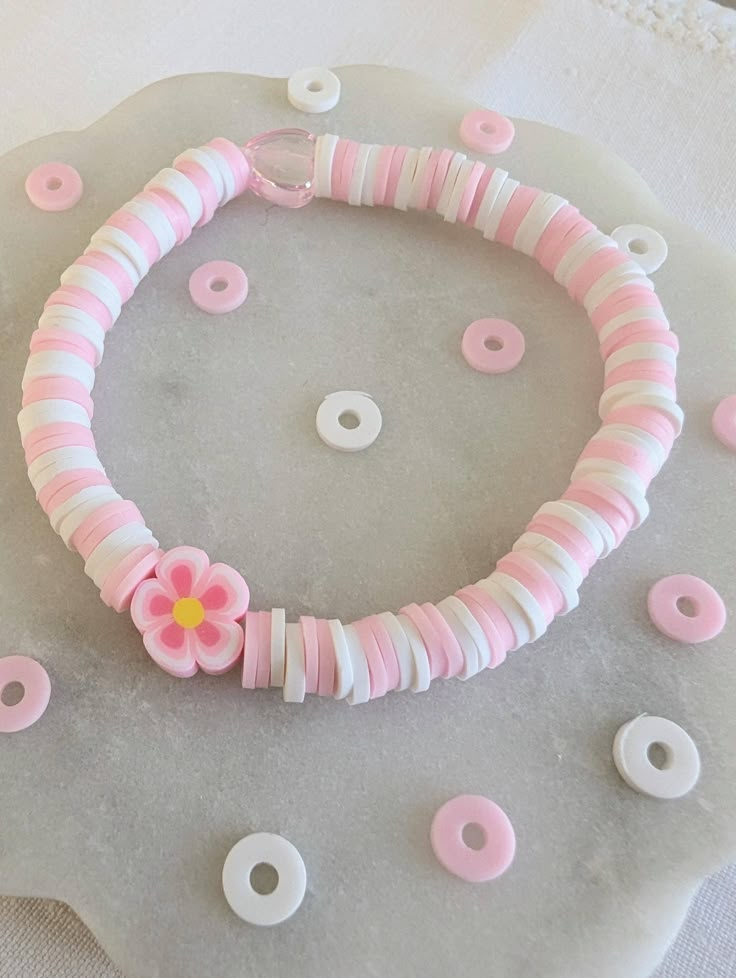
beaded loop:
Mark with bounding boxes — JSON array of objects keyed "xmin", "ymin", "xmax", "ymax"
[{"xmin": 20, "ymin": 128, "xmax": 680, "ymax": 704}]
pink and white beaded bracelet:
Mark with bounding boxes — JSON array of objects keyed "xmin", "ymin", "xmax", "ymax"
[{"xmin": 19, "ymin": 127, "xmax": 682, "ymax": 703}]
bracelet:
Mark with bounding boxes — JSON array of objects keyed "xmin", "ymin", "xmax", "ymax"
[{"xmin": 19, "ymin": 126, "xmax": 681, "ymax": 703}]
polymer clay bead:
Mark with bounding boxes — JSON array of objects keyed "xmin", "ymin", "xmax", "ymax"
[
  {"xmin": 287, "ymin": 67, "xmax": 341, "ymax": 114},
  {"xmin": 647, "ymin": 574, "xmax": 727, "ymax": 643},
  {"xmin": 611, "ymin": 223, "xmax": 668, "ymax": 274},
  {"xmin": 25, "ymin": 162, "xmax": 83, "ymax": 212},
  {"xmin": 430, "ymin": 794, "xmax": 516, "ymax": 882},
  {"xmin": 0, "ymin": 656, "xmax": 52, "ymax": 733},
  {"xmin": 189, "ymin": 260, "xmax": 248, "ymax": 314},
  {"xmin": 712, "ymin": 395, "xmax": 736, "ymax": 452},
  {"xmin": 316, "ymin": 391, "xmax": 382, "ymax": 452},
  {"xmin": 459, "ymin": 110, "xmax": 515, "ymax": 155},
  {"xmin": 222, "ymin": 833, "xmax": 307, "ymax": 926},
  {"xmin": 461, "ymin": 319, "xmax": 525, "ymax": 374},
  {"xmin": 613, "ymin": 715, "xmax": 700, "ymax": 799}
]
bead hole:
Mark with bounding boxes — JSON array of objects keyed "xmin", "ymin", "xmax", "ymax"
[
  {"xmin": 306, "ymin": 80, "xmax": 324, "ymax": 92},
  {"xmin": 647, "ymin": 741, "xmax": 671, "ymax": 770},
  {"xmin": 250, "ymin": 862, "xmax": 279, "ymax": 895},
  {"xmin": 338, "ymin": 411, "xmax": 360, "ymax": 430},
  {"xmin": 461, "ymin": 822, "xmax": 486, "ymax": 851},
  {"xmin": 484, "ymin": 336, "xmax": 503, "ymax": 351},
  {"xmin": 676, "ymin": 596, "xmax": 698, "ymax": 617},
  {"xmin": 1, "ymin": 681, "xmax": 25, "ymax": 707},
  {"xmin": 628, "ymin": 238, "xmax": 648, "ymax": 255},
  {"xmin": 480, "ymin": 122, "xmax": 496, "ymax": 135},
  {"xmin": 208, "ymin": 277, "xmax": 229, "ymax": 292},
  {"xmin": 45, "ymin": 176, "xmax": 63, "ymax": 191}
]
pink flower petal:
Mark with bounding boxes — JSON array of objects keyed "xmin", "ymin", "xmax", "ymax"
[
  {"xmin": 130, "ymin": 578, "xmax": 175, "ymax": 632},
  {"xmin": 194, "ymin": 618, "xmax": 244, "ymax": 675},
  {"xmin": 156, "ymin": 546, "xmax": 210, "ymax": 599},
  {"xmin": 142, "ymin": 620, "xmax": 198, "ymax": 678},
  {"xmin": 195, "ymin": 562, "xmax": 249, "ymax": 619}
]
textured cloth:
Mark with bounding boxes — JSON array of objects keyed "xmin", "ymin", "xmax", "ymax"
[{"xmin": 0, "ymin": 2, "xmax": 734, "ymax": 977}]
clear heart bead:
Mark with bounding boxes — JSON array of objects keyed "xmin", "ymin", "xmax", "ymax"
[{"xmin": 243, "ymin": 128, "xmax": 316, "ymax": 208}]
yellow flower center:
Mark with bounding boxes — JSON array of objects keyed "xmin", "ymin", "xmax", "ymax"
[{"xmin": 172, "ymin": 597, "xmax": 205, "ymax": 629}]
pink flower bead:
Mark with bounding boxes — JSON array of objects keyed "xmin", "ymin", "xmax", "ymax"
[{"xmin": 130, "ymin": 546, "xmax": 249, "ymax": 678}]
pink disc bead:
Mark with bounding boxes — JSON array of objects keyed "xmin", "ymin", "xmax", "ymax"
[
  {"xmin": 139, "ymin": 189, "xmax": 191, "ymax": 245},
  {"xmin": 457, "ymin": 584, "xmax": 514, "ymax": 659},
  {"xmin": 188, "ymin": 261, "xmax": 248, "ymax": 314},
  {"xmin": 384, "ymin": 146, "xmax": 408, "ymax": 208},
  {"xmin": 107, "ymin": 209, "xmax": 161, "ymax": 265},
  {"xmin": 421, "ymin": 602, "xmax": 465, "ymax": 678},
  {"xmin": 455, "ymin": 592, "xmax": 506, "ymax": 669},
  {"xmin": 416, "ymin": 149, "xmax": 442, "ymax": 212},
  {"xmin": 301, "ymin": 616, "xmax": 320, "ymax": 695},
  {"xmin": 464, "ymin": 167, "xmax": 494, "ymax": 227},
  {"xmin": 495, "ymin": 186, "xmax": 541, "ymax": 246},
  {"xmin": 175, "ymin": 160, "xmax": 219, "ymax": 226},
  {"xmin": 400, "ymin": 603, "xmax": 448, "ymax": 680},
  {"xmin": 38, "ymin": 470, "xmax": 111, "ymax": 515},
  {"xmin": 76, "ymin": 253, "xmax": 135, "ymax": 303},
  {"xmin": 365, "ymin": 614, "xmax": 400, "ymax": 692},
  {"xmin": 22, "ymin": 378, "xmax": 94, "ymax": 417},
  {"xmin": 45, "ymin": 286, "xmax": 113, "ymax": 333},
  {"xmin": 207, "ymin": 138, "xmax": 252, "ymax": 196},
  {"xmin": 526, "ymin": 514, "xmax": 596, "ymax": 573},
  {"xmin": 461, "ymin": 318, "xmax": 525, "ymax": 374},
  {"xmin": 0, "ymin": 656, "xmax": 52, "ymax": 733},
  {"xmin": 372, "ymin": 145, "xmax": 396, "ymax": 206},
  {"xmin": 562, "ymin": 481, "xmax": 632, "ymax": 545},
  {"xmin": 430, "ymin": 794, "xmax": 516, "ymax": 882},
  {"xmin": 353, "ymin": 619, "xmax": 388, "ymax": 698},
  {"xmin": 428, "ymin": 149, "xmax": 454, "ymax": 211},
  {"xmin": 72, "ymin": 501, "xmax": 143, "ymax": 558},
  {"xmin": 25, "ymin": 162, "xmax": 83, "ymax": 212},
  {"xmin": 578, "ymin": 436, "xmax": 657, "ymax": 484},
  {"xmin": 648, "ymin": 574, "xmax": 727, "ymax": 644},
  {"xmin": 567, "ymin": 247, "xmax": 629, "ymax": 304},
  {"xmin": 242, "ymin": 611, "xmax": 260, "ymax": 689},
  {"xmin": 456, "ymin": 162, "xmax": 487, "ymax": 225},
  {"xmin": 496, "ymin": 552, "xmax": 560, "ymax": 622},
  {"xmin": 29, "ymin": 328, "xmax": 97, "ymax": 364},
  {"xmin": 605, "ymin": 404, "xmax": 676, "ymax": 452},
  {"xmin": 459, "ymin": 110, "xmax": 515, "ymax": 155},
  {"xmin": 100, "ymin": 545, "xmax": 162, "ymax": 612},
  {"xmin": 712, "ymin": 395, "xmax": 736, "ymax": 452},
  {"xmin": 316, "ymin": 618, "xmax": 336, "ymax": 696}
]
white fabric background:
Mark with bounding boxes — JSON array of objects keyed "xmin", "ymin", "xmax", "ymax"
[{"xmin": 0, "ymin": 1, "xmax": 734, "ymax": 976}]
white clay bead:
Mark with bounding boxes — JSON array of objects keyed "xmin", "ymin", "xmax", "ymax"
[
  {"xmin": 482, "ymin": 177, "xmax": 519, "ymax": 241},
  {"xmin": 269, "ymin": 608, "xmax": 286, "ymax": 688},
  {"xmin": 490, "ymin": 572, "xmax": 548, "ymax": 642},
  {"xmin": 393, "ymin": 148, "xmax": 419, "ymax": 212},
  {"xmin": 443, "ymin": 159, "xmax": 476, "ymax": 224},
  {"xmin": 348, "ymin": 143, "xmax": 373, "ymax": 207},
  {"xmin": 122, "ymin": 198, "xmax": 176, "ymax": 255},
  {"xmin": 59, "ymin": 265, "xmax": 122, "ymax": 321},
  {"xmin": 89, "ymin": 226, "xmax": 150, "ymax": 279},
  {"xmin": 145, "ymin": 168, "xmax": 203, "ymax": 227},
  {"xmin": 344, "ymin": 624, "xmax": 370, "ymax": 705},
  {"xmin": 605, "ymin": 342, "xmax": 677, "ymax": 373},
  {"xmin": 608, "ymin": 393, "xmax": 684, "ymax": 436},
  {"xmin": 84, "ymin": 237, "xmax": 142, "ymax": 288},
  {"xmin": 314, "ymin": 134, "xmax": 339, "ymax": 199},
  {"xmin": 360, "ymin": 144, "xmax": 382, "ymax": 207},
  {"xmin": 328, "ymin": 619, "xmax": 353, "ymax": 700},
  {"xmin": 287, "ymin": 67, "xmax": 341, "ymax": 114},
  {"xmin": 18, "ymin": 400, "xmax": 91, "ymax": 442},
  {"xmin": 597, "ymin": 306, "xmax": 670, "ymax": 345},
  {"xmin": 473, "ymin": 168, "xmax": 507, "ymax": 232},
  {"xmin": 377, "ymin": 612, "xmax": 413, "ymax": 691},
  {"xmin": 222, "ymin": 833, "xmax": 307, "ymax": 926},
  {"xmin": 174, "ymin": 147, "xmax": 227, "ymax": 204},
  {"xmin": 554, "ymin": 231, "xmax": 610, "ymax": 285},
  {"xmin": 613, "ymin": 715, "xmax": 699, "ymax": 799},
  {"xmin": 50, "ymin": 485, "xmax": 120, "ymax": 536},
  {"xmin": 513, "ymin": 532, "xmax": 585, "ymax": 589},
  {"xmin": 584, "ymin": 266, "xmax": 653, "ymax": 313},
  {"xmin": 473, "ymin": 576, "xmax": 528, "ymax": 651},
  {"xmin": 514, "ymin": 192, "xmax": 567, "ymax": 256},
  {"xmin": 599, "ymin": 380, "xmax": 676, "ymax": 420},
  {"xmin": 283, "ymin": 622, "xmax": 306, "ymax": 703},
  {"xmin": 58, "ymin": 491, "xmax": 124, "ymax": 547},
  {"xmin": 22, "ymin": 352, "xmax": 96, "ymax": 393},
  {"xmin": 30, "ymin": 448, "xmax": 106, "ymax": 495},
  {"xmin": 39, "ymin": 305, "xmax": 106, "ymax": 363},
  {"xmin": 436, "ymin": 152, "xmax": 466, "ymax": 217},
  {"xmin": 611, "ymin": 224, "xmax": 668, "ymax": 274},
  {"xmin": 441, "ymin": 594, "xmax": 490, "ymax": 670},
  {"xmin": 86, "ymin": 525, "xmax": 157, "ymax": 588},
  {"xmin": 199, "ymin": 145, "xmax": 237, "ymax": 203},
  {"xmin": 436, "ymin": 598, "xmax": 479, "ymax": 680},
  {"xmin": 518, "ymin": 546, "xmax": 580, "ymax": 615},
  {"xmin": 407, "ymin": 146, "xmax": 433, "ymax": 210},
  {"xmin": 316, "ymin": 391, "xmax": 382, "ymax": 452},
  {"xmin": 395, "ymin": 614, "xmax": 431, "ymax": 692}
]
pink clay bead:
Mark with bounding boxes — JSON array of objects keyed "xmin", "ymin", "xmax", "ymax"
[
  {"xmin": 338, "ymin": 141, "xmax": 361, "ymax": 202},
  {"xmin": 456, "ymin": 584, "xmax": 513, "ymax": 662},
  {"xmin": 76, "ymin": 253, "xmax": 135, "ymax": 303},
  {"xmin": 591, "ymin": 286, "xmax": 662, "ymax": 330},
  {"xmin": 365, "ymin": 614, "xmax": 400, "ymax": 691},
  {"xmin": 600, "ymin": 322, "xmax": 676, "ymax": 360},
  {"xmin": 107, "ymin": 210, "xmax": 161, "ymax": 265},
  {"xmin": 372, "ymin": 145, "xmax": 395, "ymax": 205},
  {"xmin": 30, "ymin": 328, "xmax": 98, "ymax": 365},
  {"xmin": 100, "ymin": 545, "xmax": 163, "ymax": 611},
  {"xmin": 384, "ymin": 146, "xmax": 408, "ymax": 208},
  {"xmin": 255, "ymin": 612, "xmax": 271, "ymax": 688},
  {"xmin": 353, "ymin": 618, "xmax": 389, "ymax": 697},
  {"xmin": 72, "ymin": 500, "xmax": 143, "ymax": 557},
  {"xmin": 421, "ymin": 602, "xmax": 465, "ymax": 678},
  {"xmin": 316, "ymin": 618, "xmax": 336, "ymax": 696},
  {"xmin": 416, "ymin": 149, "xmax": 441, "ymax": 211},
  {"xmin": 174, "ymin": 159, "xmax": 219, "ymax": 226},
  {"xmin": 580, "ymin": 436, "xmax": 657, "ymax": 484},
  {"xmin": 25, "ymin": 425, "xmax": 96, "ymax": 464},
  {"xmin": 139, "ymin": 189, "xmax": 191, "ymax": 245},
  {"xmin": 428, "ymin": 149, "xmax": 454, "ymax": 211},
  {"xmin": 495, "ymin": 185, "xmax": 541, "ymax": 246},
  {"xmin": 242, "ymin": 611, "xmax": 259, "ymax": 689},
  {"xmin": 465, "ymin": 166, "xmax": 494, "ymax": 227},
  {"xmin": 567, "ymin": 247, "xmax": 630, "ymax": 303},
  {"xmin": 545, "ymin": 217, "xmax": 598, "ymax": 274},
  {"xmin": 400, "ymin": 603, "xmax": 448, "ymax": 680},
  {"xmin": 22, "ymin": 377, "xmax": 94, "ymax": 418},
  {"xmin": 563, "ymin": 481, "xmax": 633, "ymax": 544},
  {"xmin": 455, "ymin": 592, "xmax": 506, "ymax": 669},
  {"xmin": 38, "ymin": 470, "xmax": 111, "ymax": 515},
  {"xmin": 456, "ymin": 161, "xmax": 487, "ymax": 225},
  {"xmin": 208, "ymin": 138, "xmax": 251, "ymax": 196},
  {"xmin": 526, "ymin": 514, "xmax": 597, "ymax": 572},
  {"xmin": 45, "ymin": 287, "xmax": 113, "ymax": 332},
  {"xmin": 604, "ymin": 362, "xmax": 676, "ymax": 393},
  {"xmin": 533, "ymin": 204, "xmax": 580, "ymax": 262},
  {"xmin": 605, "ymin": 404, "xmax": 676, "ymax": 450},
  {"xmin": 301, "ymin": 615, "xmax": 320, "ymax": 695},
  {"xmin": 497, "ymin": 551, "xmax": 562, "ymax": 620},
  {"xmin": 330, "ymin": 139, "xmax": 350, "ymax": 199}
]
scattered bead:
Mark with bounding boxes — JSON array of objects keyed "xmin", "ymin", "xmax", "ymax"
[
  {"xmin": 188, "ymin": 260, "xmax": 248, "ymax": 314},
  {"xmin": 316, "ymin": 391, "xmax": 382, "ymax": 452},
  {"xmin": 712, "ymin": 395, "xmax": 736, "ymax": 452},
  {"xmin": 613, "ymin": 715, "xmax": 700, "ymax": 799},
  {"xmin": 459, "ymin": 110, "xmax": 515, "ymax": 155},
  {"xmin": 287, "ymin": 67, "xmax": 341, "ymax": 114},
  {"xmin": 25, "ymin": 162, "xmax": 83, "ymax": 212},
  {"xmin": 0, "ymin": 656, "xmax": 51, "ymax": 733},
  {"xmin": 611, "ymin": 224, "xmax": 668, "ymax": 274},
  {"xmin": 647, "ymin": 573, "xmax": 726, "ymax": 644},
  {"xmin": 430, "ymin": 794, "xmax": 515, "ymax": 882},
  {"xmin": 222, "ymin": 833, "xmax": 307, "ymax": 926},
  {"xmin": 461, "ymin": 318, "xmax": 525, "ymax": 374}
]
